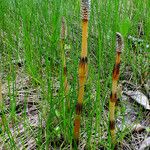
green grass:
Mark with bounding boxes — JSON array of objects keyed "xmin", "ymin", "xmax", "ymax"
[{"xmin": 0, "ymin": 0, "xmax": 150, "ymax": 149}]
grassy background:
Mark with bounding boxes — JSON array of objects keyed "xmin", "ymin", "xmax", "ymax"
[{"xmin": 0, "ymin": 0, "xmax": 150, "ymax": 149}]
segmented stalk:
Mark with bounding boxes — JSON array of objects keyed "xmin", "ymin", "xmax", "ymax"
[
  {"xmin": 74, "ymin": 0, "xmax": 90, "ymax": 145},
  {"xmin": 60, "ymin": 17, "xmax": 70, "ymax": 109},
  {"xmin": 109, "ymin": 32, "xmax": 124, "ymax": 145}
]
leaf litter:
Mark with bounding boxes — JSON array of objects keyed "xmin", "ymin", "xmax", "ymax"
[{"xmin": 125, "ymin": 90, "xmax": 150, "ymax": 110}]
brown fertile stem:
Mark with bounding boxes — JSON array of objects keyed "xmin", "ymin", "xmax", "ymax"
[
  {"xmin": 73, "ymin": 0, "xmax": 90, "ymax": 144},
  {"xmin": 109, "ymin": 32, "xmax": 124, "ymax": 145},
  {"xmin": 74, "ymin": 21, "xmax": 88, "ymax": 143},
  {"xmin": 60, "ymin": 17, "xmax": 70, "ymax": 109}
]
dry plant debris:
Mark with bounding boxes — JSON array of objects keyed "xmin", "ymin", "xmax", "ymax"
[{"xmin": 125, "ymin": 90, "xmax": 150, "ymax": 110}]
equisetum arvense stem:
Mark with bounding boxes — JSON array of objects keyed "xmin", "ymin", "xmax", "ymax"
[
  {"xmin": 60, "ymin": 17, "xmax": 70, "ymax": 109},
  {"xmin": 73, "ymin": 0, "xmax": 90, "ymax": 145},
  {"xmin": 109, "ymin": 32, "xmax": 124, "ymax": 145}
]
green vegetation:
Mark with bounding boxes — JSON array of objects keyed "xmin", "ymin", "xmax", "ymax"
[{"xmin": 0, "ymin": 0, "xmax": 149, "ymax": 149}]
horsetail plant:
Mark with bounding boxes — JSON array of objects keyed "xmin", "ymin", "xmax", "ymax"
[
  {"xmin": 73, "ymin": 0, "xmax": 90, "ymax": 145},
  {"xmin": 109, "ymin": 32, "xmax": 124, "ymax": 146},
  {"xmin": 60, "ymin": 17, "xmax": 70, "ymax": 110}
]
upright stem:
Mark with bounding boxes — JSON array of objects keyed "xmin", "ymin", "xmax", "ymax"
[
  {"xmin": 81, "ymin": 20, "xmax": 88, "ymax": 57},
  {"xmin": 74, "ymin": 20, "xmax": 88, "ymax": 143},
  {"xmin": 60, "ymin": 17, "xmax": 70, "ymax": 109},
  {"xmin": 109, "ymin": 32, "xmax": 124, "ymax": 146},
  {"xmin": 73, "ymin": 0, "xmax": 90, "ymax": 145}
]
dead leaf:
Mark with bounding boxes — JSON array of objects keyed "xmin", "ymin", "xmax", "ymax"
[
  {"xmin": 132, "ymin": 124, "xmax": 146, "ymax": 132},
  {"xmin": 139, "ymin": 137, "xmax": 150, "ymax": 150},
  {"xmin": 125, "ymin": 90, "xmax": 150, "ymax": 110}
]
